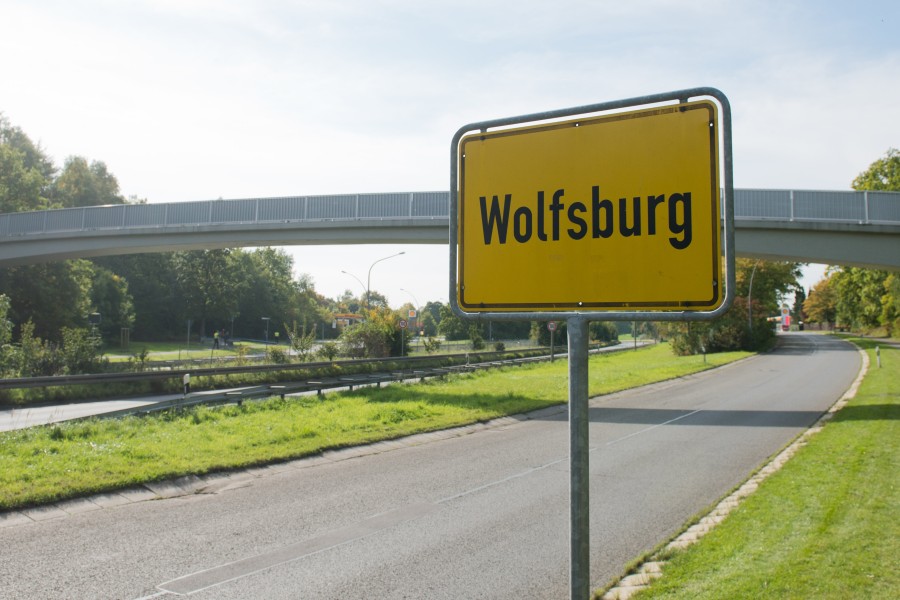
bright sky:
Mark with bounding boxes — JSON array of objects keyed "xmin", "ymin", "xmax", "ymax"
[{"xmin": 2, "ymin": 1, "xmax": 897, "ymax": 306}]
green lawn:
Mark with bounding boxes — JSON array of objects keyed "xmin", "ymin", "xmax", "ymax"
[
  {"xmin": 615, "ymin": 337, "xmax": 898, "ymax": 599},
  {"xmin": 0, "ymin": 343, "xmax": 746, "ymax": 511}
]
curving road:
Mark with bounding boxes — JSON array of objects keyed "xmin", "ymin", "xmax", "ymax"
[{"xmin": 0, "ymin": 333, "xmax": 860, "ymax": 599}]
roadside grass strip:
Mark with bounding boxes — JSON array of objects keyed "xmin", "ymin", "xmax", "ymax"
[
  {"xmin": 597, "ymin": 338, "xmax": 898, "ymax": 600},
  {"xmin": 0, "ymin": 343, "xmax": 747, "ymax": 513}
]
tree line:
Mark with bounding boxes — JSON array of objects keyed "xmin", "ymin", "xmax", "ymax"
[{"xmin": 0, "ymin": 113, "xmax": 896, "ymax": 378}]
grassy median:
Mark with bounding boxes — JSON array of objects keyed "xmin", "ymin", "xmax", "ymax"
[
  {"xmin": 614, "ymin": 337, "xmax": 898, "ymax": 599},
  {"xmin": 0, "ymin": 343, "xmax": 747, "ymax": 511}
]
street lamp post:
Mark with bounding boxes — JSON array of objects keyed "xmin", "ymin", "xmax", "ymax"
[
  {"xmin": 342, "ymin": 252, "xmax": 406, "ymax": 313},
  {"xmin": 341, "ymin": 270, "xmax": 367, "ymax": 311},
  {"xmin": 366, "ymin": 251, "xmax": 405, "ymax": 309},
  {"xmin": 748, "ymin": 260, "xmax": 761, "ymax": 333}
]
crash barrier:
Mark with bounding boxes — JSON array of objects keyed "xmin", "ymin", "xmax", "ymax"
[{"xmin": 58, "ymin": 343, "xmax": 642, "ymax": 423}]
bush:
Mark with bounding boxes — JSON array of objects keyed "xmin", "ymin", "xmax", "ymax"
[
  {"xmin": 423, "ymin": 337, "xmax": 442, "ymax": 354},
  {"xmin": 266, "ymin": 346, "xmax": 290, "ymax": 364},
  {"xmin": 317, "ymin": 341, "xmax": 339, "ymax": 361},
  {"xmin": 494, "ymin": 341, "xmax": 505, "ymax": 352},
  {"xmin": 667, "ymin": 297, "xmax": 774, "ymax": 355}
]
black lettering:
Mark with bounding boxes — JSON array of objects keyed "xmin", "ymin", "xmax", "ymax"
[
  {"xmin": 514, "ymin": 206, "xmax": 532, "ymax": 243},
  {"xmin": 668, "ymin": 192, "xmax": 692, "ymax": 249},
  {"xmin": 592, "ymin": 186, "xmax": 613, "ymax": 238},
  {"xmin": 619, "ymin": 197, "xmax": 642, "ymax": 237},
  {"xmin": 647, "ymin": 194, "xmax": 666, "ymax": 235},
  {"xmin": 567, "ymin": 202, "xmax": 587, "ymax": 240},
  {"xmin": 536, "ymin": 191, "xmax": 547, "ymax": 241},
  {"xmin": 550, "ymin": 189, "xmax": 565, "ymax": 241},
  {"xmin": 479, "ymin": 194, "xmax": 511, "ymax": 244}
]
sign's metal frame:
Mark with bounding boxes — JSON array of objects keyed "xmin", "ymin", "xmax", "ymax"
[{"xmin": 449, "ymin": 87, "xmax": 735, "ymax": 323}]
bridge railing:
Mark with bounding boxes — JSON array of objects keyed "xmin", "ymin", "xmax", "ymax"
[
  {"xmin": 733, "ymin": 189, "xmax": 900, "ymax": 223},
  {"xmin": 1, "ymin": 189, "xmax": 899, "ymax": 238}
]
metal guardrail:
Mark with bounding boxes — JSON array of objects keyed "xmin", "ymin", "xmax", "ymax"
[
  {"xmin": 3, "ymin": 342, "xmax": 639, "ymax": 427},
  {"xmin": 0, "ymin": 347, "xmax": 554, "ymax": 391},
  {"xmin": 58, "ymin": 344, "xmax": 631, "ymax": 423},
  {"xmin": 1, "ymin": 189, "xmax": 898, "ymax": 238}
]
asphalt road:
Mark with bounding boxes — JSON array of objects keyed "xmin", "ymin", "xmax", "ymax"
[{"xmin": 0, "ymin": 333, "xmax": 860, "ymax": 599}]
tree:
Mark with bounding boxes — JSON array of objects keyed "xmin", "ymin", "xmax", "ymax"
[
  {"xmin": 880, "ymin": 274, "xmax": 900, "ymax": 335},
  {"xmin": 92, "ymin": 253, "xmax": 180, "ymax": 339},
  {"xmin": 803, "ymin": 275, "xmax": 838, "ymax": 326},
  {"xmin": 843, "ymin": 148, "xmax": 900, "ymax": 332},
  {"xmin": 852, "ymin": 148, "xmax": 900, "ymax": 191},
  {"xmin": 339, "ymin": 308, "xmax": 406, "ymax": 358},
  {"xmin": 419, "ymin": 301, "xmax": 443, "ymax": 336},
  {"xmin": 0, "ymin": 295, "xmax": 14, "ymax": 376},
  {"xmin": 0, "ymin": 260, "xmax": 94, "ymax": 341},
  {"xmin": 437, "ymin": 304, "xmax": 468, "ymax": 341},
  {"xmin": 832, "ymin": 267, "xmax": 889, "ymax": 330},
  {"xmin": 173, "ymin": 250, "xmax": 242, "ymax": 338},
  {"xmin": 90, "ymin": 266, "xmax": 135, "ymax": 343},
  {"xmin": 665, "ymin": 259, "xmax": 801, "ymax": 354},
  {"xmin": 51, "ymin": 156, "xmax": 125, "ymax": 208},
  {"xmin": 0, "ymin": 113, "xmax": 54, "ymax": 213}
]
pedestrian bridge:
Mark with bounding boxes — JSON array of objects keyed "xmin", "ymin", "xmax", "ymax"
[{"xmin": 0, "ymin": 188, "xmax": 898, "ymax": 269}]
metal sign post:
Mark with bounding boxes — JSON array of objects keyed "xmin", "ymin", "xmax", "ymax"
[
  {"xmin": 567, "ymin": 316, "xmax": 590, "ymax": 598},
  {"xmin": 450, "ymin": 87, "xmax": 734, "ymax": 600}
]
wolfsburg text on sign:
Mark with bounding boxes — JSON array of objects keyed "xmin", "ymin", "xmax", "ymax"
[
  {"xmin": 479, "ymin": 188, "xmax": 692, "ymax": 250},
  {"xmin": 456, "ymin": 99, "xmax": 723, "ymax": 312}
]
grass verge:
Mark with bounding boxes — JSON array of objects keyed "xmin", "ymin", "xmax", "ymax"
[
  {"xmin": 0, "ymin": 343, "xmax": 747, "ymax": 512},
  {"xmin": 614, "ymin": 337, "xmax": 898, "ymax": 599}
]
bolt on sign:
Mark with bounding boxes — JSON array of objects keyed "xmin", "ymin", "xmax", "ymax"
[{"xmin": 454, "ymin": 97, "xmax": 728, "ymax": 314}]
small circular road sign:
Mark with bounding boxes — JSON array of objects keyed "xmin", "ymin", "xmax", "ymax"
[
  {"xmin": 399, "ymin": 319, "xmax": 408, "ymax": 329},
  {"xmin": 547, "ymin": 321, "xmax": 557, "ymax": 332}
]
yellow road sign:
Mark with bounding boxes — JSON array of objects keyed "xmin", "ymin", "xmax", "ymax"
[{"xmin": 457, "ymin": 100, "xmax": 722, "ymax": 312}]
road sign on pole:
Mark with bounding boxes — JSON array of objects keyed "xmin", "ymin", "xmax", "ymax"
[
  {"xmin": 450, "ymin": 88, "xmax": 734, "ymax": 600},
  {"xmin": 456, "ymin": 102, "xmax": 724, "ymax": 314}
]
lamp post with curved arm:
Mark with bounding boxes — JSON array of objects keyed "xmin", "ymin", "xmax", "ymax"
[
  {"xmin": 366, "ymin": 251, "xmax": 405, "ymax": 309},
  {"xmin": 341, "ymin": 270, "xmax": 367, "ymax": 305}
]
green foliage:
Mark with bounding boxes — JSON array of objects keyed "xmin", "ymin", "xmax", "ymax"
[
  {"xmin": 173, "ymin": 249, "xmax": 242, "ymax": 336},
  {"xmin": 423, "ymin": 337, "xmax": 442, "ymax": 354},
  {"xmin": 128, "ymin": 348, "xmax": 151, "ymax": 372},
  {"xmin": 852, "ymin": 147, "xmax": 900, "ymax": 191},
  {"xmin": 531, "ymin": 320, "xmax": 567, "ymax": 346},
  {"xmin": 284, "ymin": 320, "xmax": 317, "ymax": 361},
  {"xmin": 0, "ymin": 295, "xmax": 15, "ymax": 376},
  {"xmin": 340, "ymin": 310, "xmax": 393, "ymax": 358},
  {"xmin": 0, "ymin": 260, "xmax": 94, "ymax": 341},
  {"xmin": 668, "ymin": 297, "xmax": 773, "ymax": 356},
  {"xmin": 469, "ymin": 326, "xmax": 485, "ymax": 350},
  {"xmin": 59, "ymin": 327, "xmax": 106, "ymax": 374},
  {"xmin": 633, "ymin": 340, "xmax": 898, "ymax": 600},
  {"xmin": 803, "ymin": 274, "xmax": 838, "ymax": 325},
  {"xmin": 493, "ymin": 342, "xmax": 505, "ymax": 352},
  {"xmin": 0, "ymin": 113, "xmax": 54, "ymax": 213},
  {"xmin": 0, "ymin": 343, "xmax": 748, "ymax": 511},
  {"xmin": 50, "ymin": 156, "xmax": 125, "ymax": 208},
  {"xmin": 832, "ymin": 267, "xmax": 889, "ymax": 330},
  {"xmin": 317, "ymin": 341, "xmax": 339, "ymax": 361},
  {"xmin": 437, "ymin": 304, "xmax": 468, "ymax": 341},
  {"xmin": 666, "ymin": 259, "xmax": 797, "ymax": 355},
  {"xmin": 589, "ymin": 321, "xmax": 619, "ymax": 342},
  {"xmin": 420, "ymin": 301, "xmax": 442, "ymax": 336},
  {"xmin": 265, "ymin": 346, "xmax": 290, "ymax": 364},
  {"xmin": 880, "ymin": 274, "xmax": 900, "ymax": 335},
  {"xmin": 90, "ymin": 266, "xmax": 135, "ymax": 342},
  {"xmin": 15, "ymin": 320, "xmax": 62, "ymax": 376}
]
